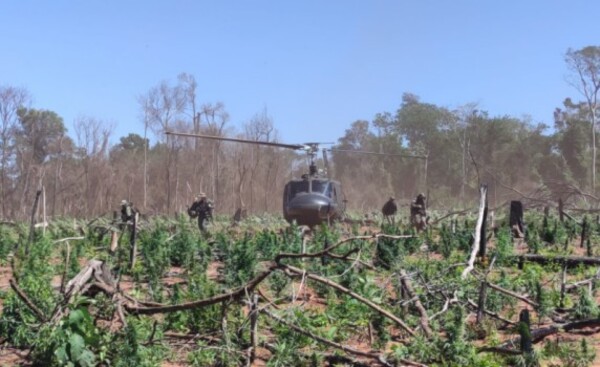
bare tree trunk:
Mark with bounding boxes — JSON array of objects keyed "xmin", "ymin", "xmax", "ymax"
[
  {"xmin": 462, "ymin": 184, "xmax": 488, "ymax": 279},
  {"xmin": 249, "ymin": 293, "xmax": 258, "ymax": 363},
  {"xmin": 143, "ymin": 110, "xmax": 149, "ymax": 210},
  {"xmin": 592, "ymin": 109, "xmax": 596, "ymax": 194},
  {"xmin": 129, "ymin": 212, "xmax": 138, "ymax": 270},
  {"xmin": 42, "ymin": 185, "xmax": 46, "ymax": 236},
  {"xmin": 26, "ymin": 190, "xmax": 42, "ymax": 255},
  {"xmin": 519, "ymin": 309, "xmax": 532, "ymax": 354}
]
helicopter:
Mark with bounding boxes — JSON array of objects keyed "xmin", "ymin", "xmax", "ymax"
[{"xmin": 165, "ymin": 131, "xmax": 427, "ymax": 226}]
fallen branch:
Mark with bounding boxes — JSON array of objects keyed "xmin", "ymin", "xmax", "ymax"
[
  {"xmin": 53, "ymin": 236, "xmax": 85, "ymax": 244},
  {"xmin": 399, "ymin": 270, "xmax": 432, "ymax": 338},
  {"xmin": 516, "ymin": 254, "xmax": 600, "ymax": 267},
  {"xmin": 282, "ymin": 264, "xmax": 416, "ymax": 337},
  {"xmin": 261, "ymin": 308, "xmax": 420, "ymax": 367},
  {"xmin": 125, "ymin": 264, "xmax": 277, "ymax": 315},
  {"xmin": 565, "ymin": 269, "xmax": 600, "ymax": 291},
  {"xmin": 9, "ymin": 279, "xmax": 46, "ymax": 322},
  {"xmin": 430, "ymin": 208, "xmax": 472, "ymax": 225},
  {"xmin": 479, "ymin": 318, "xmax": 600, "ymax": 353},
  {"xmin": 466, "ymin": 299, "xmax": 516, "ymax": 325},
  {"xmin": 275, "ymin": 234, "xmax": 415, "ymax": 263},
  {"xmin": 485, "ymin": 281, "xmax": 538, "ymax": 307}
]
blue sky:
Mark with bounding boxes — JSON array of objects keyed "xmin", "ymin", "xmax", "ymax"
[{"xmin": 1, "ymin": 1, "xmax": 598, "ymax": 145}]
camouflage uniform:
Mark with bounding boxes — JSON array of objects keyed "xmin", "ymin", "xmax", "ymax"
[
  {"xmin": 189, "ymin": 193, "xmax": 213, "ymax": 232},
  {"xmin": 410, "ymin": 193, "xmax": 427, "ymax": 231},
  {"xmin": 120, "ymin": 200, "xmax": 136, "ymax": 223},
  {"xmin": 381, "ymin": 197, "xmax": 397, "ymax": 224}
]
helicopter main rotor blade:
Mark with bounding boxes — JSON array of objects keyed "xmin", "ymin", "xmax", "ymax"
[
  {"xmin": 328, "ymin": 148, "xmax": 427, "ymax": 160},
  {"xmin": 165, "ymin": 131, "xmax": 306, "ymax": 150}
]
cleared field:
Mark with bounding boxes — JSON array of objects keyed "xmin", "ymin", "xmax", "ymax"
[{"xmin": 1, "ymin": 209, "xmax": 600, "ymax": 367}]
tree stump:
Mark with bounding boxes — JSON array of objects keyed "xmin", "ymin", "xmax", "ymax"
[{"xmin": 509, "ymin": 201, "xmax": 524, "ymax": 238}]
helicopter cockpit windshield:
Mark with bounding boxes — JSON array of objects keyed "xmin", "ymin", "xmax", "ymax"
[
  {"xmin": 287, "ymin": 179, "xmax": 332, "ymax": 200},
  {"xmin": 311, "ymin": 180, "xmax": 330, "ymax": 195},
  {"xmin": 288, "ymin": 181, "xmax": 309, "ymax": 198}
]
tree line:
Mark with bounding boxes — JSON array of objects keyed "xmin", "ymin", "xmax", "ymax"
[{"xmin": 1, "ymin": 46, "xmax": 600, "ymax": 221}]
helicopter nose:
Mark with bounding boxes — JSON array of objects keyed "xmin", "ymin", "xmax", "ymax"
[{"xmin": 286, "ymin": 194, "xmax": 334, "ymax": 225}]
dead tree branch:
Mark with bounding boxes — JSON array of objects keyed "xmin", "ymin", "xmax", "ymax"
[
  {"xmin": 281, "ymin": 264, "xmax": 416, "ymax": 337},
  {"xmin": 9, "ymin": 279, "xmax": 46, "ymax": 322},
  {"xmin": 261, "ymin": 308, "xmax": 426, "ymax": 367},
  {"xmin": 516, "ymin": 254, "xmax": 600, "ymax": 267},
  {"xmin": 125, "ymin": 264, "xmax": 277, "ymax": 315},
  {"xmin": 462, "ymin": 185, "xmax": 488, "ymax": 279},
  {"xmin": 399, "ymin": 270, "xmax": 432, "ymax": 338}
]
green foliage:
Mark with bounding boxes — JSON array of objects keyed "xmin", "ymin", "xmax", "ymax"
[
  {"xmin": 491, "ymin": 227, "xmax": 514, "ymax": 265},
  {"xmin": 168, "ymin": 216, "xmax": 198, "ymax": 267},
  {"xmin": 1, "ymin": 236, "xmax": 57, "ymax": 346},
  {"xmin": 32, "ymin": 304, "xmax": 109, "ymax": 367},
  {"xmin": 543, "ymin": 338, "xmax": 596, "ymax": 367},
  {"xmin": 440, "ymin": 306, "xmax": 475, "ymax": 365},
  {"xmin": 220, "ymin": 233, "xmax": 258, "ymax": 288},
  {"xmin": 574, "ymin": 287, "xmax": 598, "ymax": 320},
  {"xmin": 186, "ymin": 271, "xmax": 221, "ymax": 333},
  {"xmin": 187, "ymin": 340, "xmax": 217, "ymax": 366},
  {"xmin": 113, "ymin": 318, "xmax": 167, "ymax": 367},
  {"xmin": 0, "ymin": 225, "xmax": 17, "ymax": 263}
]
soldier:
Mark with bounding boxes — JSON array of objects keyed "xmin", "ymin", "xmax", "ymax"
[
  {"xmin": 120, "ymin": 200, "xmax": 137, "ymax": 224},
  {"xmin": 410, "ymin": 193, "xmax": 428, "ymax": 231},
  {"xmin": 381, "ymin": 196, "xmax": 398, "ymax": 224},
  {"xmin": 188, "ymin": 193, "xmax": 213, "ymax": 232}
]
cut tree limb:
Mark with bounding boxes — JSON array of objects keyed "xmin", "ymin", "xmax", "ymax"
[
  {"xmin": 125, "ymin": 264, "xmax": 277, "ymax": 315},
  {"xmin": 399, "ymin": 270, "xmax": 432, "ymax": 338},
  {"xmin": 515, "ymin": 254, "xmax": 600, "ymax": 267},
  {"xmin": 9, "ymin": 278, "xmax": 47, "ymax": 322},
  {"xmin": 261, "ymin": 308, "xmax": 425, "ymax": 367},
  {"xmin": 485, "ymin": 281, "xmax": 538, "ymax": 307},
  {"xmin": 282, "ymin": 264, "xmax": 416, "ymax": 337}
]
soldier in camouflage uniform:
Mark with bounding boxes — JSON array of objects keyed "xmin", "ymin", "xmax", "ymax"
[
  {"xmin": 121, "ymin": 200, "xmax": 136, "ymax": 223},
  {"xmin": 410, "ymin": 193, "xmax": 428, "ymax": 232},
  {"xmin": 188, "ymin": 193, "xmax": 213, "ymax": 232},
  {"xmin": 381, "ymin": 196, "xmax": 398, "ymax": 224}
]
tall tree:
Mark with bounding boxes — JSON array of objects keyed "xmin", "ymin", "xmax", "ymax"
[
  {"xmin": 14, "ymin": 108, "xmax": 66, "ymax": 218},
  {"xmin": 74, "ymin": 117, "xmax": 112, "ymax": 215},
  {"xmin": 565, "ymin": 46, "xmax": 600, "ymax": 193},
  {"xmin": 0, "ymin": 86, "xmax": 31, "ymax": 218},
  {"xmin": 139, "ymin": 78, "xmax": 187, "ymax": 212}
]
